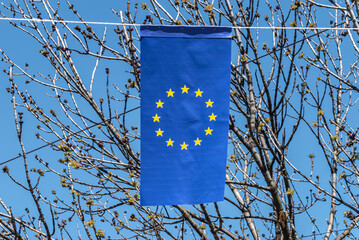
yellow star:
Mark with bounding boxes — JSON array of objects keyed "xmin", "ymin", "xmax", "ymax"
[
  {"xmin": 205, "ymin": 127, "xmax": 213, "ymax": 135},
  {"xmin": 152, "ymin": 114, "xmax": 160, "ymax": 122},
  {"xmin": 194, "ymin": 138, "xmax": 202, "ymax": 146},
  {"xmin": 156, "ymin": 100, "xmax": 164, "ymax": 108},
  {"xmin": 205, "ymin": 99, "xmax": 214, "ymax": 107},
  {"xmin": 180, "ymin": 142, "xmax": 188, "ymax": 150},
  {"xmin": 181, "ymin": 85, "xmax": 189, "ymax": 93},
  {"xmin": 166, "ymin": 138, "xmax": 174, "ymax": 146},
  {"xmin": 156, "ymin": 128, "xmax": 164, "ymax": 136},
  {"xmin": 209, "ymin": 113, "xmax": 217, "ymax": 121},
  {"xmin": 167, "ymin": 89, "xmax": 175, "ymax": 97},
  {"xmin": 195, "ymin": 89, "xmax": 203, "ymax": 97}
]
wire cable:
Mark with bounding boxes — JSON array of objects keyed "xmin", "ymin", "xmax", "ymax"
[
  {"xmin": 0, "ymin": 20, "xmax": 346, "ymax": 166},
  {"xmin": 0, "ymin": 16, "xmax": 355, "ymax": 30},
  {"xmin": 299, "ymin": 227, "xmax": 358, "ymax": 239},
  {"xmin": 0, "ymin": 17, "xmax": 358, "ymax": 238},
  {"xmin": 241, "ymin": 23, "xmax": 345, "ymax": 67},
  {"xmin": 0, "ymin": 106, "xmax": 140, "ymax": 166}
]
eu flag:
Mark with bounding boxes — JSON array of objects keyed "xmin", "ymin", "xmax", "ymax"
[{"xmin": 140, "ymin": 25, "xmax": 232, "ymax": 206}]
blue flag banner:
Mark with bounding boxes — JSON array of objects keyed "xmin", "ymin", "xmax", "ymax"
[{"xmin": 140, "ymin": 25, "xmax": 232, "ymax": 206}]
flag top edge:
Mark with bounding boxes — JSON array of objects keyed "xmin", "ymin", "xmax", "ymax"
[{"xmin": 140, "ymin": 25, "xmax": 232, "ymax": 39}]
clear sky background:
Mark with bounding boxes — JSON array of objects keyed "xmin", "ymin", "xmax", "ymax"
[
  {"xmin": 0, "ymin": 0, "xmax": 134, "ymax": 236},
  {"xmin": 0, "ymin": 0, "xmax": 358, "ymax": 239}
]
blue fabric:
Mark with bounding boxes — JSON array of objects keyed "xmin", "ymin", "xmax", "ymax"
[
  {"xmin": 140, "ymin": 25, "xmax": 232, "ymax": 206},
  {"xmin": 141, "ymin": 25, "xmax": 232, "ymax": 39}
]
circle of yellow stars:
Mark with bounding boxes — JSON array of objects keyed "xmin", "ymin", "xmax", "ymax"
[{"xmin": 152, "ymin": 85, "xmax": 216, "ymax": 150}]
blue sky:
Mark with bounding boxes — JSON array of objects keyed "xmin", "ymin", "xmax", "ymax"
[
  {"xmin": 0, "ymin": 0, "xmax": 133, "ymax": 235},
  {"xmin": 0, "ymin": 0, "xmax": 358, "ymax": 239}
]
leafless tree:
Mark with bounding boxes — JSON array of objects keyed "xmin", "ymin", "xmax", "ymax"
[{"xmin": 1, "ymin": 0, "xmax": 359, "ymax": 239}]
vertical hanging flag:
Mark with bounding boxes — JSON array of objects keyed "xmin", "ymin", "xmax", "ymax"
[{"xmin": 140, "ymin": 25, "xmax": 232, "ymax": 206}]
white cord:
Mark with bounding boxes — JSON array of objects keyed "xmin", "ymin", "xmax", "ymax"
[
  {"xmin": 0, "ymin": 17, "xmax": 141, "ymax": 26},
  {"xmin": 0, "ymin": 17, "xmax": 355, "ymax": 31}
]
